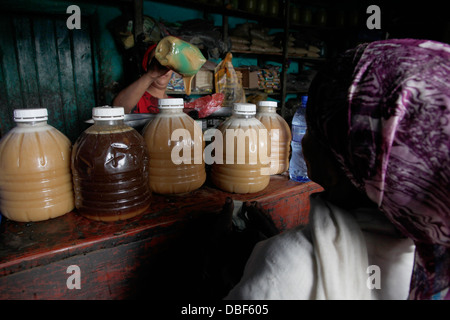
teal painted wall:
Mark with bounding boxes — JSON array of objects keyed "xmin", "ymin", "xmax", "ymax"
[
  {"xmin": 0, "ymin": 0, "xmax": 123, "ymax": 89},
  {"xmin": 0, "ymin": 0, "xmax": 124, "ymax": 140}
]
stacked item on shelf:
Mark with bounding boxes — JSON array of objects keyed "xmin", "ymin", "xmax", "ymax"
[
  {"xmin": 229, "ymin": 23, "xmax": 282, "ymax": 54},
  {"xmin": 256, "ymin": 67, "xmax": 281, "ymax": 92},
  {"xmin": 234, "ymin": 69, "xmax": 244, "ymax": 87},
  {"xmin": 161, "ymin": 18, "xmax": 230, "ymax": 60},
  {"xmin": 167, "ymin": 70, "xmax": 215, "ymax": 94},
  {"xmin": 272, "ymin": 31, "xmax": 325, "ymax": 58},
  {"xmin": 235, "ymin": 65, "xmax": 281, "ymax": 93},
  {"xmin": 167, "ymin": 61, "xmax": 216, "ymax": 94},
  {"xmin": 167, "ymin": 72, "xmax": 185, "ymax": 92},
  {"xmin": 194, "ymin": 69, "xmax": 214, "ymax": 93},
  {"xmin": 109, "ymin": 15, "xmax": 164, "ymax": 51},
  {"xmin": 229, "ymin": 36, "xmax": 250, "ymax": 51},
  {"xmin": 234, "ymin": 67, "xmax": 257, "ymax": 89}
]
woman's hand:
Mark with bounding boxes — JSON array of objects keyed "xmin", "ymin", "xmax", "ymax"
[
  {"xmin": 112, "ymin": 49, "xmax": 172, "ymax": 113},
  {"xmin": 145, "ymin": 51, "xmax": 171, "ymax": 80}
]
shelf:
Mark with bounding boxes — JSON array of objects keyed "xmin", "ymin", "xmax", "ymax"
[
  {"xmin": 286, "ymin": 90, "xmax": 309, "ymax": 95},
  {"xmin": 167, "ymin": 90, "xmax": 288, "ymax": 99},
  {"xmin": 287, "ymin": 55, "xmax": 326, "ymax": 62},
  {"xmin": 147, "ymin": 0, "xmax": 285, "ymax": 27},
  {"xmin": 231, "ymin": 50, "xmax": 283, "ymax": 57},
  {"xmin": 244, "ymin": 89, "xmax": 281, "ymax": 96},
  {"xmin": 138, "ymin": 0, "xmax": 331, "ymax": 119},
  {"xmin": 167, "ymin": 90, "xmax": 212, "ymax": 96},
  {"xmin": 231, "ymin": 50, "xmax": 326, "ymax": 62}
]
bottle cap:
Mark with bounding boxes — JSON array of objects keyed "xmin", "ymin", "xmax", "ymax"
[
  {"xmin": 233, "ymin": 103, "xmax": 256, "ymax": 115},
  {"xmin": 158, "ymin": 98, "xmax": 184, "ymax": 109},
  {"xmin": 92, "ymin": 106, "xmax": 125, "ymax": 120},
  {"xmin": 257, "ymin": 101, "xmax": 278, "ymax": 108},
  {"xmin": 14, "ymin": 108, "xmax": 48, "ymax": 122}
]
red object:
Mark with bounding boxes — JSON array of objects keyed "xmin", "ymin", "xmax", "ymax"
[
  {"xmin": 133, "ymin": 91, "xmax": 160, "ymax": 114},
  {"xmin": 141, "ymin": 44, "xmax": 157, "ymax": 72},
  {"xmin": 184, "ymin": 93, "xmax": 225, "ymax": 118}
]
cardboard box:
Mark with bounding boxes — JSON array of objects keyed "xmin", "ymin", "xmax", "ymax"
[
  {"xmin": 194, "ymin": 70, "xmax": 214, "ymax": 92},
  {"xmin": 167, "ymin": 70, "xmax": 214, "ymax": 93},
  {"xmin": 248, "ymin": 71, "xmax": 259, "ymax": 89},
  {"xmin": 235, "ymin": 67, "xmax": 259, "ymax": 89}
]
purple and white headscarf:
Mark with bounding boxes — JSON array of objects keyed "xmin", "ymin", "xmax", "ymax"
[{"xmin": 307, "ymin": 39, "xmax": 450, "ymax": 299}]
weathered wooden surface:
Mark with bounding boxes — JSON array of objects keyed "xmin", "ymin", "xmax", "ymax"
[
  {"xmin": 0, "ymin": 13, "xmax": 96, "ymax": 142},
  {"xmin": 0, "ymin": 176, "xmax": 323, "ymax": 299}
]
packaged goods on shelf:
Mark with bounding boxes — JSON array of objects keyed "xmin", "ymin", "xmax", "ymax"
[
  {"xmin": 167, "ymin": 68, "xmax": 214, "ymax": 94},
  {"xmin": 236, "ymin": 66, "xmax": 281, "ymax": 92},
  {"xmin": 167, "ymin": 72, "xmax": 185, "ymax": 92},
  {"xmin": 230, "ymin": 36, "xmax": 250, "ymax": 51},
  {"xmin": 162, "ymin": 18, "xmax": 229, "ymax": 60},
  {"xmin": 271, "ymin": 31, "xmax": 325, "ymax": 58},
  {"xmin": 230, "ymin": 22, "xmax": 281, "ymax": 55},
  {"xmin": 257, "ymin": 68, "xmax": 281, "ymax": 91},
  {"xmin": 235, "ymin": 67, "xmax": 258, "ymax": 89},
  {"xmin": 194, "ymin": 70, "xmax": 214, "ymax": 93}
]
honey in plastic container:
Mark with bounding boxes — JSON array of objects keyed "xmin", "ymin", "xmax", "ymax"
[
  {"xmin": 0, "ymin": 108, "xmax": 74, "ymax": 222},
  {"xmin": 211, "ymin": 103, "xmax": 271, "ymax": 194},
  {"xmin": 71, "ymin": 106, "xmax": 151, "ymax": 221},
  {"xmin": 155, "ymin": 36, "xmax": 206, "ymax": 95},
  {"xmin": 256, "ymin": 100, "xmax": 292, "ymax": 175},
  {"xmin": 142, "ymin": 98, "xmax": 206, "ymax": 194}
]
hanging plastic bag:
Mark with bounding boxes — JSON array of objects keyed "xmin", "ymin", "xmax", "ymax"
[
  {"xmin": 184, "ymin": 93, "xmax": 225, "ymax": 118},
  {"xmin": 214, "ymin": 52, "xmax": 246, "ymax": 108}
]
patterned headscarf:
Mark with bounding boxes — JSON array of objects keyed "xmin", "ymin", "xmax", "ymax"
[{"xmin": 307, "ymin": 39, "xmax": 450, "ymax": 299}]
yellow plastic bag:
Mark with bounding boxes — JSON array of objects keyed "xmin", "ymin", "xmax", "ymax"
[{"xmin": 214, "ymin": 52, "xmax": 246, "ymax": 108}]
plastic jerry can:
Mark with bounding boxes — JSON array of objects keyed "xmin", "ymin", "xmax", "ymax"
[
  {"xmin": 0, "ymin": 108, "xmax": 74, "ymax": 222},
  {"xmin": 211, "ymin": 103, "xmax": 270, "ymax": 193},
  {"xmin": 71, "ymin": 106, "xmax": 151, "ymax": 221},
  {"xmin": 142, "ymin": 98, "xmax": 206, "ymax": 194}
]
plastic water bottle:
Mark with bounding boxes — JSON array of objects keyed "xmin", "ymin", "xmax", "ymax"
[{"xmin": 289, "ymin": 96, "xmax": 310, "ymax": 182}]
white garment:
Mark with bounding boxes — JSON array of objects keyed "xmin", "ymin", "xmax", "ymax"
[{"xmin": 225, "ymin": 194, "xmax": 415, "ymax": 300}]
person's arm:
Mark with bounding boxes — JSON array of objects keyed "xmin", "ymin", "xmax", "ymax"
[
  {"xmin": 112, "ymin": 73, "xmax": 155, "ymax": 113},
  {"xmin": 113, "ymin": 50, "xmax": 170, "ymax": 113}
]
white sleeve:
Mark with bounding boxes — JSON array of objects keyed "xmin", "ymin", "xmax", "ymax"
[
  {"xmin": 225, "ymin": 195, "xmax": 374, "ymax": 300},
  {"xmin": 225, "ymin": 223, "xmax": 317, "ymax": 300}
]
